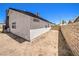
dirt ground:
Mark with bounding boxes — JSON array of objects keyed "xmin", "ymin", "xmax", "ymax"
[
  {"xmin": 0, "ymin": 30, "xmax": 73, "ymax": 56},
  {"xmin": 0, "ymin": 30, "xmax": 58, "ymax": 56},
  {"xmin": 58, "ymin": 31, "xmax": 73, "ymax": 56}
]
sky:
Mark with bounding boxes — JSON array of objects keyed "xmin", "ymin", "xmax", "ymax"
[{"xmin": 0, "ymin": 3, "xmax": 79, "ymax": 24}]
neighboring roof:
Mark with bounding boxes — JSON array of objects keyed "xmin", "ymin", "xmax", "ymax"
[
  {"xmin": 8, "ymin": 8, "xmax": 53, "ymax": 24},
  {"xmin": 74, "ymin": 16, "xmax": 79, "ymax": 23}
]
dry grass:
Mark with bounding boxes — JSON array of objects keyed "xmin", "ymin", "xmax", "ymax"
[{"xmin": 51, "ymin": 25, "xmax": 61, "ymax": 31}]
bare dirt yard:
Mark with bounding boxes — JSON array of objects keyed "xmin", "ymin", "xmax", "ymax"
[
  {"xmin": 0, "ymin": 30, "xmax": 58, "ymax": 56},
  {"xmin": 0, "ymin": 30, "xmax": 73, "ymax": 56}
]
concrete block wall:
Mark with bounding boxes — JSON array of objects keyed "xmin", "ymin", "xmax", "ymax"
[{"xmin": 61, "ymin": 22, "xmax": 79, "ymax": 55}]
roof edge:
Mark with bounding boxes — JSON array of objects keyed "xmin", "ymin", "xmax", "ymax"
[{"xmin": 8, "ymin": 8, "xmax": 53, "ymax": 24}]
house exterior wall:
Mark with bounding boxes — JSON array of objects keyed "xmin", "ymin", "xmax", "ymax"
[
  {"xmin": 8, "ymin": 9, "xmax": 30, "ymax": 41},
  {"xmin": 8, "ymin": 9, "xmax": 52, "ymax": 41},
  {"xmin": 30, "ymin": 17, "xmax": 51, "ymax": 41},
  {"xmin": 30, "ymin": 27, "xmax": 51, "ymax": 41},
  {"xmin": 30, "ymin": 17, "xmax": 51, "ymax": 29}
]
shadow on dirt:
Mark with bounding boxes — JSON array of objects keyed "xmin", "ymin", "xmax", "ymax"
[
  {"xmin": 58, "ymin": 30, "xmax": 73, "ymax": 56},
  {"xmin": 5, "ymin": 32, "xmax": 28, "ymax": 43}
]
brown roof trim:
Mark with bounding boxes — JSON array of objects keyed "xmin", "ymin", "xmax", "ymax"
[{"xmin": 9, "ymin": 8, "xmax": 53, "ymax": 24}]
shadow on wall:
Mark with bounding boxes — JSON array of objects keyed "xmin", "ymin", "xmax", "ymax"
[
  {"xmin": 58, "ymin": 30, "xmax": 73, "ymax": 56},
  {"xmin": 5, "ymin": 32, "xmax": 28, "ymax": 43}
]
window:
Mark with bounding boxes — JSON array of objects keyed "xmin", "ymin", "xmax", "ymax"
[
  {"xmin": 33, "ymin": 18, "xmax": 39, "ymax": 22},
  {"xmin": 12, "ymin": 22, "xmax": 16, "ymax": 29}
]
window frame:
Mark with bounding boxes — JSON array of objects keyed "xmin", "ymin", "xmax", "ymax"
[{"xmin": 12, "ymin": 22, "xmax": 16, "ymax": 29}]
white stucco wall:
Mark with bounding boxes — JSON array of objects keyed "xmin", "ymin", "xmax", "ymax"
[
  {"xmin": 30, "ymin": 27, "xmax": 51, "ymax": 41},
  {"xmin": 9, "ymin": 9, "xmax": 30, "ymax": 41}
]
